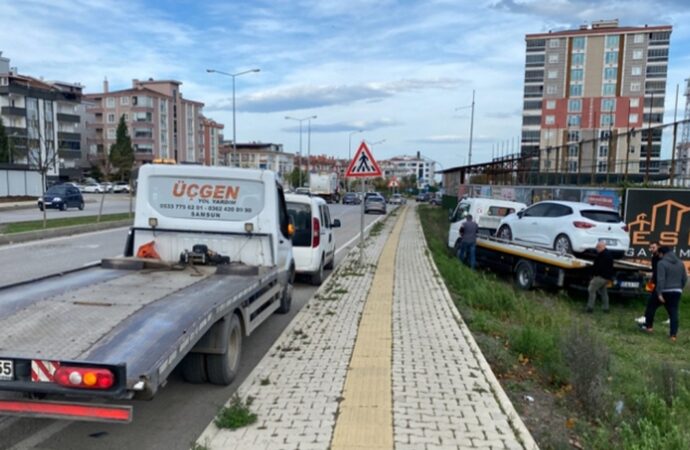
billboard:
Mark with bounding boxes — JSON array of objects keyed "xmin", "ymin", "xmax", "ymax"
[{"xmin": 625, "ymin": 189, "xmax": 690, "ymax": 261}]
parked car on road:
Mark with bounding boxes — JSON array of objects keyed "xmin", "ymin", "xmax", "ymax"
[
  {"xmin": 286, "ymin": 194, "xmax": 341, "ymax": 285},
  {"xmin": 342, "ymin": 192, "xmax": 361, "ymax": 205},
  {"xmin": 388, "ymin": 193, "xmax": 404, "ymax": 205},
  {"xmin": 416, "ymin": 193, "xmax": 430, "ymax": 202},
  {"xmin": 38, "ymin": 184, "xmax": 84, "ymax": 211},
  {"xmin": 81, "ymin": 182, "xmax": 104, "ymax": 193},
  {"xmin": 364, "ymin": 195, "xmax": 387, "ymax": 214},
  {"xmin": 112, "ymin": 181, "xmax": 131, "ymax": 193},
  {"xmin": 496, "ymin": 200, "xmax": 630, "ymax": 258},
  {"xmin": 100, "ymin": 182, "xmax": 114, "ymax": 192}
]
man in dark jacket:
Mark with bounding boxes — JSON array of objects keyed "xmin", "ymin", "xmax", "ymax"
[
  {"xmin": 587, "ymin": 240, "xmax": 614, "ymax": 312},
  {"xmin": 643, "ymin": 246, "xmax": 688, "ymax": 341},
  {"xmin": 458, "ymin": 214, "xmax": 479, "ymax": 269}
]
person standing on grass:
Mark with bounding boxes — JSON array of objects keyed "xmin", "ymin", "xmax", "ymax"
[
  {"xmin": 636, "ymin": 242, "xmax": 661, "ymax": 325},
  {"xmin": 643, "ymin": 246, "xmax": 687, "ymax": 341},
  {"xmin": 458, "ymin": 214, "xmax": 479, "ymax": 269},
  {"xmin": 587, "ymin": 240, "xmax": 614, "ymax": 313}
]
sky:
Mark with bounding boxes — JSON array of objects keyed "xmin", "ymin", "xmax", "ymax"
[{"xmin": 1, "ymin": 0, "xmax": 689, "ymax": 173}]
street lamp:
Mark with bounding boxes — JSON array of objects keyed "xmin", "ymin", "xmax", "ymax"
[
  {"xmin": 285, "ymin": 115, "xmax": 316, "ymax": 187},
  {"xmin": 206, "ymin": 68, "xmax": 260, "ymax": 166},
  {"xmin": 455, "ymin": 89, "xmax": 476, "ymax": 166}
]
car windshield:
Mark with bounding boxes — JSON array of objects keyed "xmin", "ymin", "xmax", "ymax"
[
  {"xmin": 580, "ymin": 210, "xmax": 622, "ymax": 223},
  {"xmin": 46, "ymin": 186, "xmax": 67, "ymax": 195},
  {"xmin": 287, "ymin": 202, "xmax": 312, "ymax": 247}
]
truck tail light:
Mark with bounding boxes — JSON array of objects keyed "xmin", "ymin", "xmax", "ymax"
[
  {"xmin": 54, "ymin": 367, "xmax": 115, "ymax": 390},
  {"xmin": 573, "ymin": 221, "xmax": 595, "ymax": 229},
  {"xmin": 312, "ymin": 217, "xmax": 320, "ymax": 248}
]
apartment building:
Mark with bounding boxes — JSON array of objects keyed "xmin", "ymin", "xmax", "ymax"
[
  {"xmin": 222, "ymin": 142, "xmax": 294, "ymax": 179},
  {"xmin": 85, "ymin": 78, "xmax": 205, "ymax": 167},
  {"xmin": 200, "ymin": 117, "xmax": 224, "ymax": 166},
  {"xmin": 381, "ymin": 153, "xmax": 436, "ymax": 188},
  {"xmin": 521, "ymin": 20, "xmax": 672, "ymax": 177}
]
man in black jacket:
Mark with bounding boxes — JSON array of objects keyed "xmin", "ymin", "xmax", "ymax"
[
  {"xmin": 643, "ymin": 246, "xmax": 688, "ymax": 341},
  {"xmin": 587, "ymin": 240, "xmax": 614, "ymax": 313}
]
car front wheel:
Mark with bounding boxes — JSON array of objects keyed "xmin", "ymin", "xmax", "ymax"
[{"xmin": 497, "ymin": 225, "xmax": 512, "ymax": 241}]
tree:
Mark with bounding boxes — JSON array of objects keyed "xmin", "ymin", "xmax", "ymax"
[
  {"xmin": 109, "ymin": 115, "xmax": 134, "ymax": 181},
  {"xmin": 288, "ymin": 167, "xmax": 304, "ymax": 188},
  {"xmin": 0, "ymin": 118, "xmax": 10, "ymax": 163}
]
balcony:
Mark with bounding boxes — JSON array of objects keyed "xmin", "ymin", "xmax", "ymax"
[
  {"xmin": 59, "ymin": 148, "xmax": 83, "ymax": 160},
  {"xmin": 1, "ymin": 106, "xmax": 26, "ymax": 117},
  {"xmin": 5, "ymin": 127, "xmax": 28, "ymax": 138},
  {"xmin": 58, "ymin": 131, "xmax": 81, "ymax": 141},
  {"xmin": 57, "ymin": 112, "xmax": 80, "ymax": 123}
]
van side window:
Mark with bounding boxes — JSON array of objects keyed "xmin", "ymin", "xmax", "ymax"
[
  {"xmin": 324, "ymin": 206, "xmax": 332, "ymax": 228},
  {"xmin": 488, "ymin": 206, "xmax": 515, "ymax": 217},
  {"xmin": 320, "ymin": 205, "xmax": 329, "ymax": 229},
  {"xmin": 277, "ymin": 184, "xmax": 290, "ymax": 238}
]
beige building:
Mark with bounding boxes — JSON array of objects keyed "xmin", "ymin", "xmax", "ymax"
[
  {"xmin": 521, "ymin": 20, "xmax": 672, "ymax": 177},
  {"xmin": 201, "ymin": 117, "xmax": 224, "ymax": 166},
  {"xmin": 85, "ymin": 78, "xmax": 206, "ymax": 167},
  {"xmin": 221, "ymin": 142, "xmax": 294, "ymax": 179}
]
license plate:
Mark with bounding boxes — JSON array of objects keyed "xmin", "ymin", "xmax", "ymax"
[
  {"xmin": 620, "ymin": 281, "xmax": 640, "ymax": 289},
  {"xmin": 601, "ymin": 238, "xmax": 617, "ymax": 246},
  {"xmin": 0, "ymin": 360, "xmax": 13, "ymax": 381}
]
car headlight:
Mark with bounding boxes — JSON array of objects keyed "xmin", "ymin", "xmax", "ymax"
[{"xmin": 53, "ymin": 197, "xmax": 62, "ymax": 202}]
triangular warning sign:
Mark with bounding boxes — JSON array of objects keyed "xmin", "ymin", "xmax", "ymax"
[{"xmin": 345, "ymin": 142, "xmax": 382, "ymax": 178}]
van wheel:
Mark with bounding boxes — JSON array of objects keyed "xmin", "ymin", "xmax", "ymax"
[
  {"xmin": 497, "ymin": 225, "xmax": 512, "ymax": 241},
  {"xmin": 59, "ymin": 203, "xmax": 66, "ymax": 211},
  {"xmin": 554, "ymin": 234, "xmax": 573, "ymax": 255},
  {"xmin": 515, "ymin": 260, "xmax": 535, "ymax": 290},
  {"xmin": 181, "ymin": 353, "xmax": 207, "ymax": 384},
  {"xmin": 311, "ymin": 258, "xmax": 325, "ymax": 285},
  {"xmin": 206, "ymin": 314, "xmax": 242, "ymax": 385},
  {"xmin": 276, "ymin": 268, "xmax": 294, "ymax": 314}
]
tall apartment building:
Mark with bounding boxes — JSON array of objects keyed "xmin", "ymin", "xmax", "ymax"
[
  {"xmin": 381, "ymin": 153, "xmax": 436, "ymax": 188},
  {"xmin": 521, "ymin": 20, "xmax": 672, "ymax": 178},
  {"xmin": 200, "ymin": 117, "xmax": 224, "ymax": 166},
  {"xmin": 85, "ymin": 78, "xmax": 205, "ymax": 167},
  {"xmin": 0, "ymin": 54, "xmax": 85, "ymax": 179}
]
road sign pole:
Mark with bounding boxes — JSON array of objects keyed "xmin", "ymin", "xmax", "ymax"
[{"xmin": 360, "ymin": 177, "xmax": 365, "ymax": 266}]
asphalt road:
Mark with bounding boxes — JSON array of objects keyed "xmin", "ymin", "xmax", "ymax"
[
  {"xmin": 0, "ymin": 194, "xmax": 135, "ymax": 224},
  {"xmin": 0, "ymin": 203, "xmax": 390, "ymax": 450}
]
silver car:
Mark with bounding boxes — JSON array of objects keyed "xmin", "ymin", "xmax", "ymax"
[{"xmin": 364, "ymin": 195, "xmax": 387, "ymax": 214}]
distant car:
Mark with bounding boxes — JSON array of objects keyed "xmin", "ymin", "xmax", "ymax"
[
  {"xmin": 496, "ymin": 200, "xmax": 630, "ymax": 258},
  {"xmin": 100, "ymin": 182, "xmax": 113, "ymax": 193},
  {"xmin": 416, "ymin": 193, "xmax": 430, "ymax": 202},
  {"xmin": 38, "ymin": 185, "xmax": 84, "ymax": 211},
  {"xmin": 112, "ymin": 182, "xmax": 131, "ymax": 193},
  {"xmin": 364, "ymin": 195, "xmax": 387, "ymax": 214},
  {"xmin": 430, "ymin": 194, "xmax": 442, "ymax": 206},
  {"xmin": 364, "ymin": 192, "xmax": 381, "ymax": 201},
  {"xmin": 342, "ymin": 192, "xmax": 361, "ymax": 205},
  {"xmin": 81, "ymin": 182, "xmax": 104, "ymax": 193},
  {"xmin": 286, "ymin": 194, "xmax": 341, "ymax": 285},
  {"xmin": 388, "ymin": 194, "xmax": 403, "ymax": 205}
]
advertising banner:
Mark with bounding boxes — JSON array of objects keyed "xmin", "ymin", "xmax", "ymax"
[
  {"xmin": 624, "ymin": 189, "xmax": 690, "ymax": 261},
  {"xmin": 582, "ymin": 189, "xmax": 622, "ymax": 211}
]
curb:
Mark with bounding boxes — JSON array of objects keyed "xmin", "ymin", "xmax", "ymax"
[
  {"xmin": 0, "ymin": 219, "xmax": 133, "ymax": 246},
  {"xmin": 417, "ymin": 206, "xmax": 540, "ymax": 450},
  {"xmin": 0, "ymin": 198, "xmax": 103, "ymax": 212}
]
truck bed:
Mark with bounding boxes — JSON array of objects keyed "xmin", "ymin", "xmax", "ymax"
[{"xmin": 0, "ymin": 263, "xmax": 278, "ymax": 398}]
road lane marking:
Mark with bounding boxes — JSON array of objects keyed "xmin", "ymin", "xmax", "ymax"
[{"xmin": 8, "ymin": 420, "xmax": 72, "ymax": 450}]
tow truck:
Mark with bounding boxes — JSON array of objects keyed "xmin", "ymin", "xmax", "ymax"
[
  {"xmin": 473, "ymin": 236, "xmax": 649, "ymax": 294},
  {"xmin": 0, "ymin": 164, "xmax": 295, "ymax": 423}
]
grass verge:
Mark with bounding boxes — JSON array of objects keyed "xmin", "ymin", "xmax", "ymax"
[
  {"xmin": 418, "ymin": 205, "xmax": 690, "ymax": 449},
  {"xmin": 1, "ymin": 213, "xmax": 131, "ymax": 234},
  {"xmin": 214, "ymin": 395, "xmax": 257, "ymax": 430}
]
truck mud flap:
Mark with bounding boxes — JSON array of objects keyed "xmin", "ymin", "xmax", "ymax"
[{"xmin": 0, "ymin": 399, "xmax": 132, "ymax": 423}]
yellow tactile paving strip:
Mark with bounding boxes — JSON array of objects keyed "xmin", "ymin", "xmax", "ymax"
[{"xmin": 331, "ymin": 207, "xmax": 407, "ymax": 450}]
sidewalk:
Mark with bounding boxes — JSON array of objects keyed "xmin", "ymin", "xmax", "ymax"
[{"xmin": 195, "ymin": 206, "xmax": 537, "ymax": 450}]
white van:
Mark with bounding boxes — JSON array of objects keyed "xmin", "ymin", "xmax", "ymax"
[
  {"xmin": 286, "ymin": 194, "xmax": 341, "ymax": 285},
  {"xmin": 447, "ymin": 197, "xmax": 527, "ymax": 250}
]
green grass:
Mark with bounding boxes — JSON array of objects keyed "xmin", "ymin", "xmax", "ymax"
[
  {"xmin": 417, "ymin": 205, "xmax": 690, "ymax": 449},
  {"xmin": 214, "ymin": 395, "xmax": 257, "ymax": 430},
  {"xmin": 1, "ymin": 213, "xmax": 132, "ymax": 234}
]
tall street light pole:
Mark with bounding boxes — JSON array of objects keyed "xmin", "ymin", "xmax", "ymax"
[
  {"xmin": 206, "ymin": 68, "xmax": 260, "ymax": 167},
  {"xmin": 455, "ymin": 89, "xmax": 476, "ymax": 167},
  {"xmin": 286, "ymin": 115, "xmax": 316, "ymax": 187},
  {"xmin": 306, "ymin": 116, "xmax": 317, "ymax": 182}
]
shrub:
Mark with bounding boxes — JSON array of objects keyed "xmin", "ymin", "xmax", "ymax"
[{"xmin": 215, "ymin": 395, "xmax": 257, "ymax": 429}]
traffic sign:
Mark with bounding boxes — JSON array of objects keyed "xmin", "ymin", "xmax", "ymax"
[
  {"xmin": 345, "ymin": 142, "xmax": 382, "ymax": 178},
  {"xmin": 387, "ymin": 176, "xmax": 399, "ymax": 188}
]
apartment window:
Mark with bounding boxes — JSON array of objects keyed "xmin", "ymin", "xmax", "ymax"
[
  {"xmin": 597, "ymin": 161, "xmax": 607, "ymax": 173},
  {"xmin": 107, "ymin": 128, "xmax": 116, "ymax": 139},
  {"xmin": 123, "ymin": 113, "xmax": 129, "ymax": 122},
  {"xmin": 548, "ymin": 53, "xmax": 559, "ymax": 64},
  {"xmin": 120, "ymin": 96, "xmax": 129, "ymax": 105},
  {"xmin": 569, "ymin": 84, "xmax": 582, "ymax": 96},
  {"xmin": 568, "ymin": 161, "xmax": 578, "ymax": 172},
  {"xmin": 107, "ymin": 113, "xmax": 115, "ymax": 123},
  {"xmin": 549, "ymin": 38, "xmax": 560, "ymax": 48},
  {"xmin": 629, "ymin": 113, "xmax": 639, "ymax": 123},
  {"xmin": 547, "ymin": 70, "xmax": 558, "ymax": 79},
  {"xmin": 571, "ymin": 53, "xmax": 584, "ymax": 66},
  {"xmin": 604, "ymin": 67, "xmax": 617, "ymax": 80},
  {"xmin": 605, "ymin": 35, "xmax": 620, "ymax": 48},
  {"xmin": 568, "ymin": 130, "xmax": 580, "ymax": 142},
  {"xmin": 633, "ymin": 33, "xmax": 644, "ymax": 44},
  {"xmin": 600, "ymin": 114, "xmax": 614, "ymax": 127},
  {"xmin": 630, "ymin": 82, "xmax": 641, "ymax": 92},
  {"xmin": 0, "ymin": 77, "xmax": 7, "ymax": 86},
  {"xmin": 632, "ymin": 49, "xmax": 643, "ymax": 60},
  {"xmin": 602, "ymin": 98, "xmax": 616, "ymax": 112},
  {"xmin": 546, "ymin": 100, "xmax": 556, "ymax": 109},
  {"xmin": 600, "ymin": 130, "xmax": 612, "ymax": 140},
  {"xmin": 604, "ymin": 51, "xmax": 618, "ymax": 65},
  {"xmin": 570, "ymin": 68, "xmax": 583, "ymax": 81},
  {"xmin": 106, "ymin": 97, "xmax": 115, "ymax": 108},
  {"xmin": 568, "ymin": 99, "xmax": 581, "ymax": 112},
  {"xmin": 603, "ymin": 83, "xmax": 616, "ymax": 96},
  {"xmin": 599, "ymin": 146, "xmax": 609, "ymax": 157},
  {"xmin": 630, "ymin": 98, "xmax": 640, "ymax": 108},
  {"xmin": 546, "ymin": 84, "xmax": 557, "ymax": 95},
  {"xmin": 568, "ymin": 145, "xmax": 579, "ymax": 157},
  {"xmin": 572, "ymin": 37, "xmax": 585, "ymax": 50},
  {"xmin": 631, "ymin": 66, "xmax": 642, "ymax": 76},
  {"xmin": 567, "ymin": 115, "xmax": 581, "ymax": 126},
  {"xmin": 545, "ymin": 115, "xmax": 555, "ymax": 125}
]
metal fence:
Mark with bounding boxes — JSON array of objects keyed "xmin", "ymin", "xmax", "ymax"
[{"xmin": 0, "ymin": 167, "xmax": 43, "ymax": 197}]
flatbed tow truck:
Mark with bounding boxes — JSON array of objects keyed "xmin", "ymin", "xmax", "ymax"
[
  {"xmin": 474, "ymin": 236, "xmax": 649, "ymax": 294},
  {"xmin": 0, "ymin": 164, "xmax": 295, "ymax": 423}
]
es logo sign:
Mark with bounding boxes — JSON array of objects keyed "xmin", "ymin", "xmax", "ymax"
[{"xmin": 625, "ymin": 189, "xmax": 690, "ymax": 260}]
